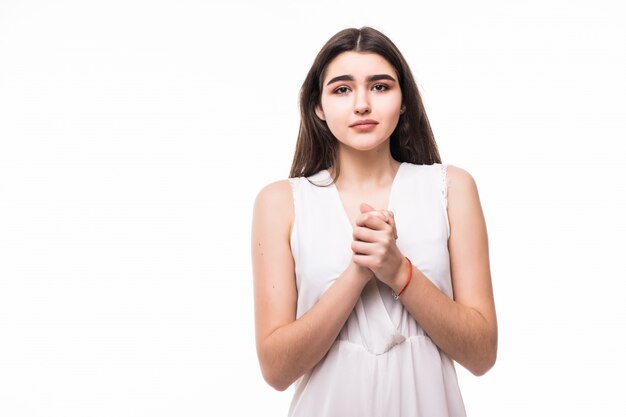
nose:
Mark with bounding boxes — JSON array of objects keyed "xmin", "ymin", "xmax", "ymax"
[{"xmin": 353, "ymin": 89, "xmax": 370, "ymax": 115}]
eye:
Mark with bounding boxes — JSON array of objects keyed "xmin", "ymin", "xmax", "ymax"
[
  {"xmin": 333, "ymin": 86, "xmax": 351, "ymax": 95},
  {"xmin": 372, "ymin": 84, "xmax": 390, "ymax": 92}
]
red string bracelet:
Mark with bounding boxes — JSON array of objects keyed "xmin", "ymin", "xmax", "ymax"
[{"xmin": 392, "ymin": 256, "xmax": 412, "ymax": 300}]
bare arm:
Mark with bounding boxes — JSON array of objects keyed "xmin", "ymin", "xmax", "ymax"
[
  {"xmin": 251, "ymin": 180, "xmax": 372, "ymax": 391},
  {"xmin": 352, "ymin": 166, "xmax": 497, "ymax": 375},
  {"xmin": 394, "ymin": 166, "xmax": 497, "ymax": 375}
]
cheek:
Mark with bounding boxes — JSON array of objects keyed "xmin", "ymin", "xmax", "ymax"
[
  {"xmin": 382, "ymin": 94, "xmax": 403, "ymax": 114},
  {"xmin": 320, "ymin": 98, "xmax": 343, "ymax": 115},
  {"xmin": 324, "ymin": 116, "xmax": 345, "ymax": 138},
  {"xmin": 320, "ymin": 101, "xmax": 346, "ymax": 128}
]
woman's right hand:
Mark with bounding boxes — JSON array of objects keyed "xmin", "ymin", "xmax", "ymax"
[
  {"xmin": 359, "ymin": 203, "xmax": 397, "ymax": 238},
  {"xmin": 350, "ymin": 203, "xmax": 402, "ymax": 286},
  {"xmin": 349, "ymin": 258, "xmax": 375, "ymax": 283}
]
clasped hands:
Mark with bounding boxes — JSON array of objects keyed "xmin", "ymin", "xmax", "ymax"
[{"xmin": 351, "ymin": 203, "xmax": 407, "ymax": 289}]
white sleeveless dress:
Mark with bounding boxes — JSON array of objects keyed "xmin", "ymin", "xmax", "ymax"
[{"xmin": 287, "ymin": 162, "xmax": 466, "ymax": 417}]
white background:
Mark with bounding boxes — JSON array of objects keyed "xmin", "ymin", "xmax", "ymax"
[{"xmin": 1, "ymin": 0, "xmax": 625, "ymax": 415}]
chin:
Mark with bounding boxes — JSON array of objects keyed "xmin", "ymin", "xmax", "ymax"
[{"xmin": 349, "ymin": 141, "xmax": 388, "ymax": 152}]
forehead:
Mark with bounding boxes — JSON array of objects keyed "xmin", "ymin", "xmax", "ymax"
[{"xmin": 323, "ymin": 51, "xmax": 397, "ymax": 82}]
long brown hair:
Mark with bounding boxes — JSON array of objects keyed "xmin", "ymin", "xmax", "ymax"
[{"xmin": 289, "ymin": 26, "xmax": 441, "ymax": 182}]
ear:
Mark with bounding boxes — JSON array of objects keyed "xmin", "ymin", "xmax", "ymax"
[
  {"xmin": 400, "ymin": 104, "xmax": 406, "ymax": 115},
  {"xmin": 315, "ymin": 105, "xmax": 326, "ymax": 121}
]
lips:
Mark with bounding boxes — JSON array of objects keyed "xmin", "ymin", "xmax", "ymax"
[{"xmin": 349, "ymin": 119, "xmax": 379, "ymax": 127}]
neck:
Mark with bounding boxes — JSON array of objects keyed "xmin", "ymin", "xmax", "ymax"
[{"xmin": 329, "ymin": 141, "xmax": 401, "ymax": 191}]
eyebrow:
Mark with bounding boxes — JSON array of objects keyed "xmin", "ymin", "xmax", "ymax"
[{"xmin": 325, "ymin": 74, "xmax": 397, "ymax": 86}]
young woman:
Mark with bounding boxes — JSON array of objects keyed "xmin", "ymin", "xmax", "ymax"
[{"xmin": 251, "ymin": 26, "xmax": 497, "ymax": 417}]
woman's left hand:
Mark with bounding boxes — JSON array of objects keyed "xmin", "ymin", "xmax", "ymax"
[{"xmin": 351, "ymin": 203, "xmax": 406, "ymax": 288}]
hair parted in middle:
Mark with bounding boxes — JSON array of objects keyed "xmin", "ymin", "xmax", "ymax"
[{"xmin": 289, "ymin": 26, "xmax": 441, "ymax": 182}]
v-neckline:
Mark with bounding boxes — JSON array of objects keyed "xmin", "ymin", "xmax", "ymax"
[{"xmin": 325, "ymin": 162, "xmax": 405, "ymax": 232}]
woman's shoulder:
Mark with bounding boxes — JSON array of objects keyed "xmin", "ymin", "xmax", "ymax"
[
  {"xmin": 402, "ymin": 162, "xmax": 472, "ymax": 180},
  {"xmin": 254, "ymin": 179, "xmax": 294, "ymax": 213},
  {"xmin": 440, "ymin": 164, "xmax": 482, "ymax": 218},
  {"xmin": 254, "ymin": 169, "xmax": 328, "ymax": 210},
  {"xmin": 253, "ymin": 179, "xmax": 295, "ymax": 234},
  {"xmin": 403, "ymin": 162, "xmax": 476, "ymax": 188},
  {"xmin": 443, "ymin": 164, "xmax": 478, "ymax": 193}
]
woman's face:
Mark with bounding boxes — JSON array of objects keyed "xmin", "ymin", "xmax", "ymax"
[{"xmin": 316, "ymin": 51, "xmax": 403, "ymax": 153}]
